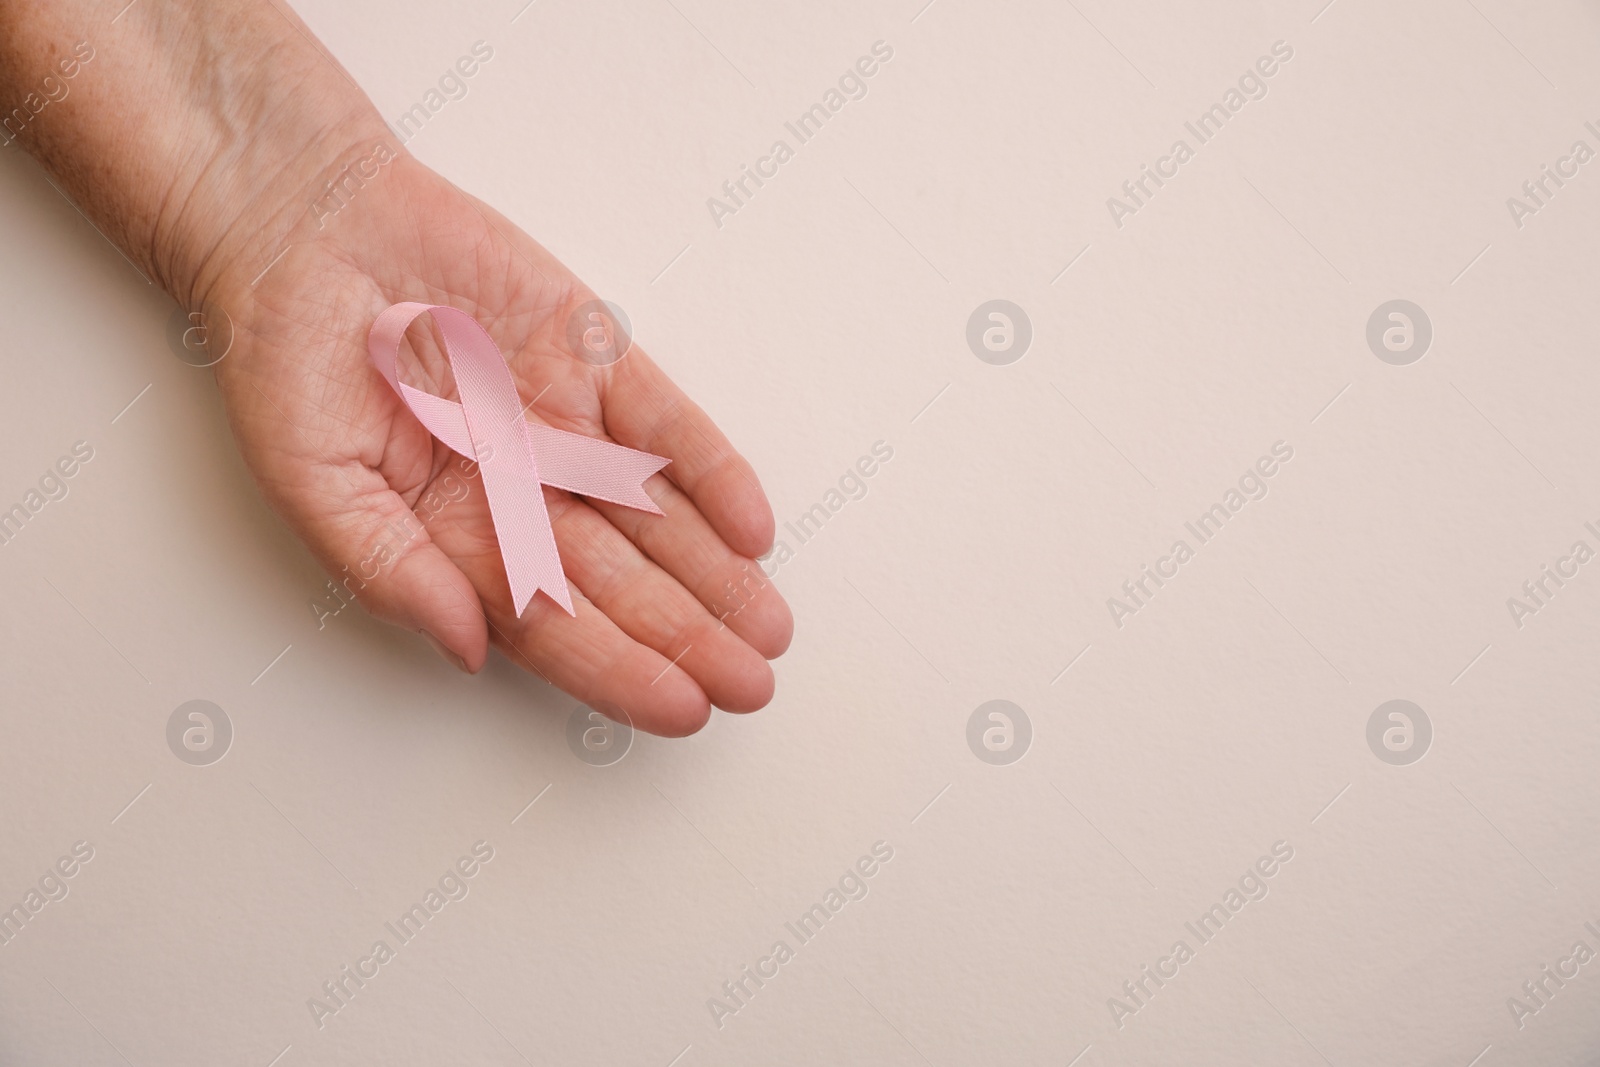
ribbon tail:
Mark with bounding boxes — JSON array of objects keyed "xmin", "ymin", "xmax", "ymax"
[
  {"xmin": 500, "ymin": 470, "xmax": 574, "ymax": 618},
  {"xmin": 525, "ymin": 424, "xmax": 669, "ymax": 513}
]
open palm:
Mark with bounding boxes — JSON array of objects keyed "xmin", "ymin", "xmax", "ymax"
[{"xmin": 210, "ymin": 153, "xmax": 790, "ymax": 736}]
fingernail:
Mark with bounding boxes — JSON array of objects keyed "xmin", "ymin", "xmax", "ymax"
[{"xmin": 420, "ymin": 629, "xmax": 470, "ymax": 673}]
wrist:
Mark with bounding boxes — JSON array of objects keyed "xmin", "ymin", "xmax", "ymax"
[
  {"xmin": 176, "ymin": 109, "xmax": 399, "ymax": 310},
  {"xmin": 0, "ymin": 0, "xmax": 393, "ymax": 307}
]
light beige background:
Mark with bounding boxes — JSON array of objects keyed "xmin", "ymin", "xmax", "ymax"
[{"xmin": 3, "ymin": 0, "xmax": 1600, "ymax": 1064}]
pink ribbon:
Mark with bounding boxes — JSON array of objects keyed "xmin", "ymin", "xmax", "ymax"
[{"xmin": 369, "ymin": 302, "xmax": 669, "ymax": 617}]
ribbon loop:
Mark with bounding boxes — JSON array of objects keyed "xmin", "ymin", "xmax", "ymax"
[{"xmin": 369, "ymin": 302, "xmax": 668, "ymax": 617}]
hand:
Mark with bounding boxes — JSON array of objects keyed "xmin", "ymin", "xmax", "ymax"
[
  {"xmin": 207, "ymin": 147, "xmax": 791, "ymax": 736},
  {"xmin": 0, "ymin": 1, "xmax": 790, "ymax": 736}
]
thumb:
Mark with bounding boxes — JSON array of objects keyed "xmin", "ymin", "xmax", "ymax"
[{"xmin": 288, "ymin": 464, "xmax": 490, "ymax": 672}]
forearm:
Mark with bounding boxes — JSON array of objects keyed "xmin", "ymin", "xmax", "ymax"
[{"xmin": 0, "ymin": 0, "xmax": 390, "ymax": 305}]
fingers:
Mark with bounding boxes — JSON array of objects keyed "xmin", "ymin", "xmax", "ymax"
[
  {"xmin": 601, "ymin": 352, "xmax": 777, "ymax": 559},
  {"xmin": 465, "ymin": 555, "xmax": 717, "ymax": 739},
  {"xmin": 504, "ymin": 596, "xmax": 715, "ymax": 739},
  {"xmin": 438, "ymin": 483, "xmax": 775, "ymax": 729},
  {"xmin": 589, "ymin": 473, "xmax": 792, "ymax": 660},
  {"xmin": 547, "ymin": 497, "xmax": 776, "ymax": 712},
  {"xmin": 421, "ymin": 475, "xmax": 723, "ymax": 735}
]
